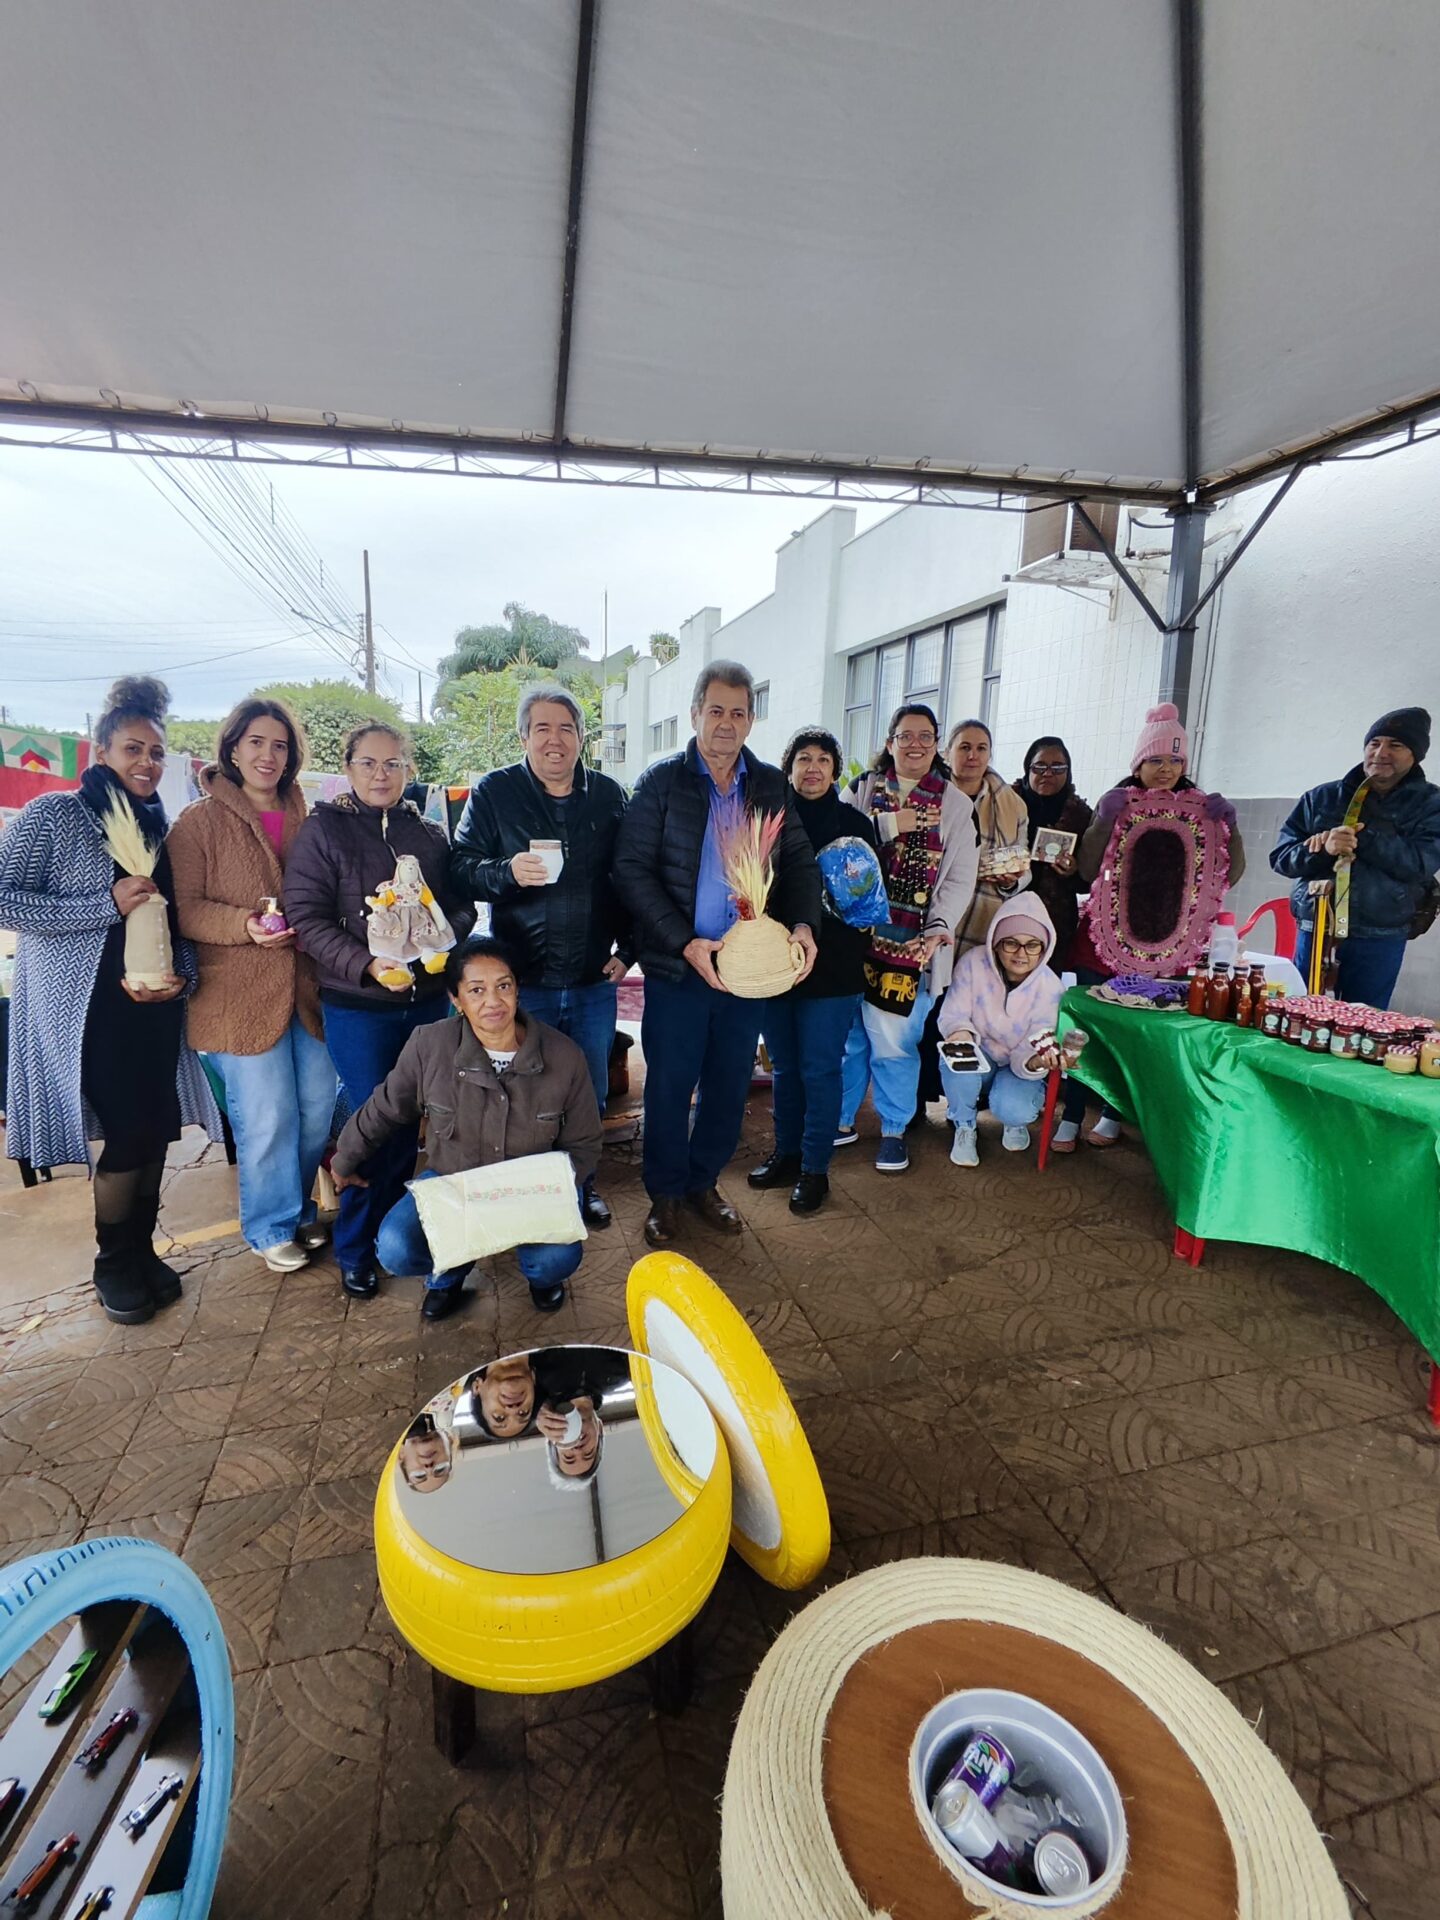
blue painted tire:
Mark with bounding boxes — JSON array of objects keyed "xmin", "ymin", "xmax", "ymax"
[{"xmin": 0, "ymin": 1536, "xmax": 233, "ymax": 1920}]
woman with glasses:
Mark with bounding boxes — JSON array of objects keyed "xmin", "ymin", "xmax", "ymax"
[
  {"xmin": 1053, "ymin": 702, "xmax": 1244, "ymax": 1152},
  {"xmin": 285, "ymin": 722, "xmax": 473, "ymax": 1297},
  {"xmin": 1011, "ymin": 735, "xmax": 1094, "ymax": 970},
  {"xmin": 936, "ymin": 895, "xmax": 1063, "ymax": 1167},
  {"xmin": 837, "ymin": 703, "xmax": 979, "ymax": 1173},
  {"xmin": 946, "ymin": 718, "xmax": 1033, "ymax": 956}
]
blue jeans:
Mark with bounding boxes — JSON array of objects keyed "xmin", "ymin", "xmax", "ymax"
[
  {"xmin": 211, "ymin": 1018, "xmax": 338, "ymax": 1251},
  {"xmin": 641, "ymin": 970, "xmax": 763, "ymax": 1198},
  {"xmin": 761, "ymin": 992, "xmax": 860, "ymax": 1173},
  {"xmin": 520, "ymin": 980, "xmax": 617, "ymax": 1122},
  {"xmin": 1294, "ymin": 929, "xmax": 1407, "ymax": 1010},
  {"xmin": 377, "ymin": 1170, "xmax": 584, "ymax": 1293},
  {"xmin": 839, "ymin": 988, "xmax": 934, "ymax": 1138},
  {"xmin": 941, "ymin": 1059, "xmax": 1046, "ymax": 1130},
  {"xmin": 323, "ymin": 997, "xmax": 450, "ymax": 1270}
]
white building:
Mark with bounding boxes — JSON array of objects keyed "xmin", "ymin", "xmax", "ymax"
[{"xmin": 602, "ymin": 438, "xmax": 1440, "ymax": 1006}]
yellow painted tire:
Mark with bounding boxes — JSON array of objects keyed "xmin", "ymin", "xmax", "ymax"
[
  {"xmin": 630, "ymin": 1354, "xmax": 708, "ymax": 1506},
  {"xmin": 628, "ymin": 1252, "xmax": 830, "ymax": 1590},
  {"xmin": 374, "ymin": 1428, "xmax": 731, "ymax": 1693}
]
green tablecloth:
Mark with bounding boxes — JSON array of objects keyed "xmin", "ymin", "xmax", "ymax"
[{"xmin": 1059, "ymin": 988, "xmax": 1440, "ymax": 1361}]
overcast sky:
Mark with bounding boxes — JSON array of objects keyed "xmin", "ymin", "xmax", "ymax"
[{"xmin": 0, "ymin": 446, "xmax": 888, "ymax": 735}]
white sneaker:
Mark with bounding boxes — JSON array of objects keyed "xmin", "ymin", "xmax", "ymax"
[
  {"xmin": 259, "ymin": 1240, "xmax": 309, "ymax": 1272},
  {"xmin": 949, "ymin": 1125, "xmax": 979, "ymax": 1167},
  {"xmin": 1002, "ymin": 1126, "xmax": 1031, "ymax": 1153}
]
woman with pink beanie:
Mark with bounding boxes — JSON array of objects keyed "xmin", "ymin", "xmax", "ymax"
[{"xmin": 1052, "ymin": 702, "xmax": 1244, "ymax": 1152}]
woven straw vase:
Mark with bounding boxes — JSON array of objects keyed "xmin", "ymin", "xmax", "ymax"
[
  {"xmin": 123, "ymin": 892, "xmax": 175, "ymax": 989},
  {"xmin": 717, "ymin": 915, "xmax": 806, "ymax": 998}
]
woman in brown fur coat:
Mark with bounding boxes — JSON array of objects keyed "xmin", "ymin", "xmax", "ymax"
[{"xmin": 168, "ymin": 698, "xmax": 337, "ymax": 1271}]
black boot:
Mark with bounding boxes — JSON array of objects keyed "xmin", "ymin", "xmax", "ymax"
[
  {"xmin": 92, "ymin": 1220, "xmax": 155, "ymax": 1325},
  {"xmin": 132, "ymin": 1188, "xmax": 183, "ymax": 1307},
  {"xmin": 747, "ymin": 1151, "xmax": 802, "ymax": 1191},
  {"xmin": 789, "ymin": 1171, "xmax": 829, "ymax": 1215}
]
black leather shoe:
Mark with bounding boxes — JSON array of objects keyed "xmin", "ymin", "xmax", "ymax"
[
  {"xmin": 643, "ymin": 1197, "xmax": 684, "ymax": 1249},
  {"xmin": 686, "ymin": 1187, "xmax": 743, "ymax": 1235},
  {"xmin": 421, "ymin": 1285, "xmax": 463, "ymax": 1321},
  {"xmin": 341, "ymin": 1264, "xmax": 378, "ymax": 1299},
  {"xmin": 581, "ymin": 1185, "xmax": 612, "ymax": 1229},
  {"xmin": 92, "ymin": 1222, "xmax": 154, "ymax": 1326},
  {"xmin": 789, "ymin": 1172, "xmax": 829, "ymax": 1215},
  {"xmin": 529, "ymin": 1281, "xmax": 567, "ymax": 1312},
  {"xmin": 747, "ymin": 1152, "xmax": 802, "ymax": 1191}
]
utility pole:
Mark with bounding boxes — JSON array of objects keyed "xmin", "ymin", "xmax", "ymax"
[
  {"xmin": 416, "ymin": 671, "xmax": 425, "ymax": 724},
  {"xmin": 362, "ymin": 548, "xmax": 376, "ymax": 694}
]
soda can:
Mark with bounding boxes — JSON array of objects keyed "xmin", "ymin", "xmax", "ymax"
[
  {"xmin": 931, "ymin": 1781, "xmax": 1020, "ymax": 1887},
  {"xmin": 1033, "ymin": 1829, "xmax": 1092, "ymax": 1896},
  {"xmin": 942, "ymin": 1729, "xmax": 1014, "ymax": 1808}
]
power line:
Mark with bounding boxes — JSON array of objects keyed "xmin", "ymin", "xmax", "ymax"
[{"xmin": 3, "ymin": 633, "xmax": 331, "ymax": 685}]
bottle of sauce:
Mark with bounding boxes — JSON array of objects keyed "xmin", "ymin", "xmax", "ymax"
[
  {"xmin": 1247, "ymin": 966, "xmax": 1268, "ymax": 1026},
  {"xmin": 1205, "ymin": 962, "xmax": 1232, "ymax": 1021},
  {"xmin": 1186, "ymin": 965, "xmax": 1209, "ymax": 1016},
  {"xmin": 1231, "ymin": 971, "xmax": 1253, "ymax": 1027}
]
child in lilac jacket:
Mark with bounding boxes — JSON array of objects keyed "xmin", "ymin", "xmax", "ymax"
[{"xmin": 936, "ymin": 894, "xmax": 1063, "ymax": 1167}]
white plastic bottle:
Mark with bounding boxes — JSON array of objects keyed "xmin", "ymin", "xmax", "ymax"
[{"xmin": 1208, "ymin": 910, "xmax": 1239, "ymax": 971}]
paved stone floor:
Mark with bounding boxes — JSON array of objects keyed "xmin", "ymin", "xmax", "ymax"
[{"xmin": 3, "ymin": 1098, "xmax": 1440, "ymax": 1919}]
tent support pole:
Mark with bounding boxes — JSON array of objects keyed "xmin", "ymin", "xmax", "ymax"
[
  {"xmin": 1159, "ymin": 503, "xmax": 1210, "ymax": 719},
  {"xmin": 552, "ymin": 0, "xmax": 599, "ymax": 445}
]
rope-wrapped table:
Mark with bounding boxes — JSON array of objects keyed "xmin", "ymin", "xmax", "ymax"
[{"xmin": 721, "ymin": 1559, "xmax": 1348, "ymax": 1919}]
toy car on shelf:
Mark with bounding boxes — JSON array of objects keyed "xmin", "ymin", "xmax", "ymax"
[
  {"xmin": 75, "ymin": 1889, "xmax": 115, "ymax": 1920},
  {"xmin": 73, "ymin": 1707, "xmax": 138, "ymax": 1772},
  {"xmin": 37, "ymin": 1647, "xmax": 101, "ymax": 1722},
  {"xmin": 8, "ymin": 1831, "xmax": 80, "ymax": 1910},
  {"xmin": 120, "ymin": 1772, "xmax": 183, "ymax": 1838},
  {"xmin": 0, "ymin": 1775, "xmax": 25, "ymax": 1830}
]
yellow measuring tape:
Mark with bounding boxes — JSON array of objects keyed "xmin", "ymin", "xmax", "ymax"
[
  {"xmin": 1332, "ymin": 778, "xmax": 1370, "ymax": 941},
  {"xmin": 1308, "ymin": 892, "xmax": 1328, "ymax": 995}
]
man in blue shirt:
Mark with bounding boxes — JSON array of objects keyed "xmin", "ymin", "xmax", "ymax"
[{"xmin": 613, "ymin": 661, "xmax": 821, "ymax": 1248}]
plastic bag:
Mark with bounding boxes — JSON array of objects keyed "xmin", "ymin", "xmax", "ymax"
[
  {"xmin": 817, "ymin": 836, "xmax": 890, "ymax": 929},
  {"xmin": 408, "ymin": 1151, "xmax": 586, "ymax": 1269}
]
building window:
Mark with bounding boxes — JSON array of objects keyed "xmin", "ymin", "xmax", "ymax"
[
  {"xmin": 980, "ymin": 605, "xmax": 1005, "ymax": 727},
  {"xmin": 664, "ymin": 716, "xmax": 678, "ymax": 749},
  {"xmin": 649, "ymin": 722, "xmax": 664, "ymax": 754},
  {"xmin": 603, "ymin": 722, "xmax": 626, "ymax": 764},
  {"xmin": 753, "ymin": 682, "xmax": 770, "ymax": 721},
  {"xmin": 839, "ymin": 620, "xmax": 956, "ymax": 764}
]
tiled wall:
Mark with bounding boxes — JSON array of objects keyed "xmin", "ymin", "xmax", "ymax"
[{"xmin": 1224, "ymin": 793, "xmax": 1440, "ymax": 1010}]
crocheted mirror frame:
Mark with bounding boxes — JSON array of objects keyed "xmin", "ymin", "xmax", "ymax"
[{"xmin": 1088, "ymin": 788, "xmax": 1231, "ymax": 977}]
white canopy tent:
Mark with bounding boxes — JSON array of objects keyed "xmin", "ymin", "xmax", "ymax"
[{"xmin": 3, "ymin": 0, "xmax": 1439, "ymax": 511}]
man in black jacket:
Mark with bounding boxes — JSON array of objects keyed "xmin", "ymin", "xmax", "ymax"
[
  {"xmin": 613, "ymin": 660, "xmax": 821, "ymax": 1248},
  {"xmin": 451, "ymin": 685, "xmax": 631, "ymax": 1227}
]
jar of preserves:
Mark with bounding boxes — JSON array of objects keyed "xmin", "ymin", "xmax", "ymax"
[
  {"xmin": 1260, "ymin": 992, "xmax": 1287, "ymax": 1037},
  {"xmin": 1357, "ymin": 1021, "xmax": 1389, "ymax": 1066},
  {"xmin": 1284, "ymin": 1007, "xmax": 1306, "ymax": 1044},
  {"xmin": 1205, "ymin": 963, "xmax": 1232, "ymax": 1021},
  {"xmin": 1384, "ymin": 1042, "xmax": 1420, "ymax": 1075},
  {"xmin": 1330, "ymin": 1017, "xmax": 1360, "ymax": 1059},
  {"xmin": 1420, "ymin": 1031, "xmax": 1440, "ymax": 1078}
]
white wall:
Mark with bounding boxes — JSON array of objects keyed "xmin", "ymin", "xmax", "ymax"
[
  {"xmin": 833, "ymin": 501, "xmax": 1021, "ymax": 655},
  {"xmin": 1199, "ymin": 447, "xmax": 1440, "ymax": 797}
]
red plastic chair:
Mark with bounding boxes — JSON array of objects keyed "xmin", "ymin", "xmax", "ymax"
[{"xmin": 1236, "ymin": 897, "xmax": 1298, "ymax": 961}]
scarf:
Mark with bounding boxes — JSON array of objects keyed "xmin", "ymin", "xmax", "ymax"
[
  {"xmin": 862, "ymin": 762, "xmax": 946, "ymax": 1014},
  {"xmin": 78, "ymin": 762, "xmax": 169, "ymax": 854}
]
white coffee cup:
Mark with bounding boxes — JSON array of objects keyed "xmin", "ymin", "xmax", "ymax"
[{"xmin": 530, "ymin": 839, "xmax": 564, "ymax": 883}]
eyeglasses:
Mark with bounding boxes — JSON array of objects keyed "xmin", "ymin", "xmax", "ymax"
[
  {"xmin": 996, "ymin": 937, "xmax": 1046, "ymax": 957},
  {"xmin": 892, "ymin": 731, "xmax": 936, "ymax": 748},
  {"xmin": 1029, "ymin": 762, "xmax": 1069, "ymax": 776},
  {"xmin": 406, "ymin": 1459, "xmax": 452, "ymax": 1486},
  {"xmin": 351, "ymin": 757, "xmax": 407, "ymax": 776},
  {"xmin": 1141, "ymin": 757, "xmax": 1182, "ymax": 770}
]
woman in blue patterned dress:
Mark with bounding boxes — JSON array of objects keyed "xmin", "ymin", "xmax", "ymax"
[{"xmin": 0, "ymin": 676, "xmax": 220, "ymax": 1323}]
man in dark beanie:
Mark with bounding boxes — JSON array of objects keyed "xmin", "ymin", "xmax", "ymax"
[{"xmin": 1271, "ymin": 707, "xmax": 1440, "ymax": 1007}]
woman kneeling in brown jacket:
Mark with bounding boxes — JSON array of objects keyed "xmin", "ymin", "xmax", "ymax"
[{"xmin": 331, "ymin": 936, "xmax": 602, "ymax": 1321}]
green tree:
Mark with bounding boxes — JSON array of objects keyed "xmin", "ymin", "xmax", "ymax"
[
  {"xmin": 167, "ymin": 717, "xmax": 223, "ymax": 759},
  {"xmin": 436, "ymin": 602, "xmax": 589, "ymax": 699},
  {"xmin": 421, "ymin": 667, "xmax": 604, "ymax": 784},
  {"xmin": 649, "ymin": 630, "xmax": 679, "ymax": 665},
  {"xmin": 251, "ymin": 680, "xmax": 405, "ymax": 774}
]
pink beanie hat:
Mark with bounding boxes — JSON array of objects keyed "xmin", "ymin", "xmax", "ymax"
[
  {"xmin": 994, "ymin": 914, "xmax": 1049, "ymax": 946},
  {"xmin": 1130, "ymin": 701, "xmax": 1189, "ymax": 771}
]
